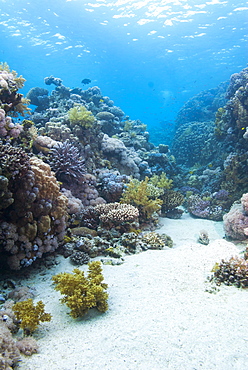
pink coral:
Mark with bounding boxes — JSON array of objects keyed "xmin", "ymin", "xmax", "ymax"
[{"xmin": 223, "ymin": 195, "xmax": 248, "ymax": 240}]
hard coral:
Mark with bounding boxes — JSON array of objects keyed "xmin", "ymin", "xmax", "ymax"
[
  {"xmin": 12, "ymin": 299, "xmax": 51, "ymax": 335},
  {"xmin": 68, "ymin": 105, "xmax": 95, "ymax": 128},
  {"xmin": 0, "ymin": 156, "xmax": 68, "ymax": 269},
  {"xmin": 212, "ymin": 257, "xmax": 248, "ymax": 288},
  {"xmin": 47, "ymin": 140, "xmax": 86, "ymax": 183},
  {"xmin": 223, "ymin": 194, "xmax": 248, "ymax": 240},
  {"xmin": 0, "ymin": 62, "xmax": 30, "ymax": 117},
  {"xmin": 94, "ymin": 202, "xmax": 139, "ymax": 227},
  {"xmin": 52, "ymin": 261, "xmax": 108, "ymax": 318}
]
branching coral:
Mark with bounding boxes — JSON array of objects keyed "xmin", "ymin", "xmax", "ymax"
[
  {"xmin": 52, "ymin": 261, "xmax": 108, "ymax": 318},
  {"xmin": 12, "ymin": 299, "xmax": 52, "ymax": 335},
  {"xmin": 120, "ymin": 177, "xmax": 163, "ymax": 221},
  {"xmin": 47, "ymin": 140, "xmax": 86, "ymax": 183},
  {"xmin": 94, "ymin": 202, "xmax": 139, "ymax": 227},
  {"xmin": 68, "ymin": 105, "xmax": 95, "ymax": 128}
]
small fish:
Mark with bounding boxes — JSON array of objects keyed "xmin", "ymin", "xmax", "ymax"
[{"xmin": 81, "ymin": 78, "xmax": 91, "ymax": 85}]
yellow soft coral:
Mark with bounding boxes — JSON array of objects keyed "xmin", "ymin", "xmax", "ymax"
[
  {"xmin": 68, "ymin": 105, "xmax": 95, "ymax": 128},
  {"xmin": 12, "ymin": 299, "xmax": 52, "ymax": 335},
  {"xmin": 149, "ymin": 172, "xmax": 173, "ymax": 189},
  {"xmin": 52, "ymin": 261, "xmax": 108, "ymax": 318},
  {"xmin": 120, "ymin": 177, "xmax": 163, "ymax": 220}
]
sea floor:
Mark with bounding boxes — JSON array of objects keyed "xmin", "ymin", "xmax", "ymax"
[{"xmin": 16, "ymin": 214, "xmax": 248, "ymax": 370}]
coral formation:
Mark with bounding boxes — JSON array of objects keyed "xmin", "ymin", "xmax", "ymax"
[
  {"xmin": 211, "ymin": 257, "xmax": 248, "ymax": 288},
  {"xmin": 16, "ymin": 337, "xmax": 39, "ymax": 356},
  {"xmin": 68, "ymin": 105, "xmax": 95, "ymax": 128},
  {"xmin": 0, "ymin": 320, "xmax": 21, "ymax": 369},
  {"xmin": 52, "ymin": 261, "xmax": 108, "ymax": 318},
  {"xmin": 0, "ymin": 155, "xmax": 68, "ymax": 269},
  {"xmin": 94, "ymin": 202, "xmax": 139, "ymax": 227},
  {"xmin": 0, "ymin": 62, "xmax": 30, "ymax": 116},
  {"xmin": 120, "ymin": 177, "xmax": 163, "ymax": 221},
  {"xmin": 12, "ymin": 299, "xmax": 52, "ymax": 335},
  {"xmin": 223, "ymin": 193, "xmax": 248, "ymax": 240},
  {"xmin": 141, "ymin": 232, "xmax": 173, "ymax": 249},
  {"xmin": 47, "ymin": 140, "xmax": 86, "ymax": 183}
]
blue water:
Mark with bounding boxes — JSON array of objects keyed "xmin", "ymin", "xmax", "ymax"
[{"xmin": 0, "ymin": 0, "xmax": 247, "ymax": 144}]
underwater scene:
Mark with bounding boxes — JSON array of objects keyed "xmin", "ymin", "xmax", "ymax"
[{"xmin": 0, "ymin": 0, "xmax": 248, "ymax": 369}]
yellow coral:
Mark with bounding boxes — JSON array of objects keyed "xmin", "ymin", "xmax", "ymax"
[
  {"xmin": 12, "ymin": 299, "xmax": 52, "ymax": 335},
  {"xmin": 120, "ymin": 177, "xmax": 163, "ymax": 220},
  {"xmin": 149, "ymin": 172, "xmax": 173, "ymax": 189},
  {"xmin": 52, "ymin": 261, "xmax": 108, "ymax": 318},
  {"xmin": 68, "ymin": 105, "xmax": 95, "ymax": 128}
]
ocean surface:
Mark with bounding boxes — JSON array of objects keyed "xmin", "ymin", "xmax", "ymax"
[{"xmin": 0, "ymin": 0, "xmax": 247, "ymax": 144}]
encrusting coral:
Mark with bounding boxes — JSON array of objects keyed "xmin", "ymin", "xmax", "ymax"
[
  {"xmin": 52, "ymin": 261, "xmax": 108, "ymax": 318},
  {"xmin": 12, "ymin": 299, "xmax": 52, "ymax": 335}
]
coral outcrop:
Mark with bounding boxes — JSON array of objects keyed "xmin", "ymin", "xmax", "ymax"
[
  {"xmin": 211, "ymin": 257, "xmax": 248, "ymax": 288},
  {"xmin": 223, "ymin": 193, "xmax": 248, "ymax": 240}
]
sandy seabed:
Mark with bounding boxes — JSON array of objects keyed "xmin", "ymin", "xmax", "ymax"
[{"xmin": 16, "ymin": 214, "xmax": 248, "ymax": 370}]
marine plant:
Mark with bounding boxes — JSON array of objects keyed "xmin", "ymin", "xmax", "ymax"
[
  {"xmin": 68, "ymin": 105, "xmax": 95, "ymax": 128},
  {"xmin": 120, "ymin": 177, "xmax": 163, "ymax": 220},
  {"xmin": 12, "ymin": 299, "xmax": 52, "ymax": 335},
  {"xmin": 52, "ymin": 261, "xmax": 108, "ymax": 318}
]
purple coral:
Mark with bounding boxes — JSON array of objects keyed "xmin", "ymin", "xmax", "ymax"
[{"xmin": 48, "ymin": 140, "xmax": 86, "ymax": 183}]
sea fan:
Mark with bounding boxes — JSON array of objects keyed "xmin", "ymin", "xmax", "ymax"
[{"xmin": 48, "ymin": 140, "xmax": 86, "ymax": 183}]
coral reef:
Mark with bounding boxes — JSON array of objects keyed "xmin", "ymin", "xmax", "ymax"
[
  {"xmin": 0, "ymin": 155, "xmax": 68, "ymax": 269},
  {"xmin": 47, "ymin": 140, "xmax": 86, "ymax": 183},
  {"xmin": 141, "ymin": 232, "xmax": 173, "ymax": 249},
  {"xmin": 68, "ymin": 105, "xmax": 95, "ymax": 128},
  {"xmin": 0, "ymin": 62, "xmax": 30, "ymax": 117},
  {"xmin": 211, "ymin": 257, "xmax": 248, "ymax": 288},
  {"xmin": 52, "ymin": 261, "xmax": 108, "ymax": 318},
  {"xmin": 120, "ymin": 177, "xmax": 163, "ymax": 222},
  {"xmin": 12, "ymin": 299, "xmax": 52, "ymax": 335},
  {"xmin": 223, "ymin": 193, "xmax": 248, "ymax": 240},
  {"xmin": 187, "ymin": 194, "xmax": 224, "ymax": 221},
  {"xmin": 94, "ymin": 202, "xmax": 139, "ymax": 228},
  {"xmin": 0, "ymin": 320, "xmax": 21, "ymax": 369},
  {"xmin": 160, "ymin": 190, "xmax": 184, "ymax": 218}
]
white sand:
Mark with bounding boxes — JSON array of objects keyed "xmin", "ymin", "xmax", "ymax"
[{"xmin": 16, "ymin": 215, "xmax": 248, "ymax": 370}]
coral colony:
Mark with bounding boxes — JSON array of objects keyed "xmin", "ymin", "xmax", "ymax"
[{"xmin": 1, "ymin": 62, "xmax": 248, "ymax": 368}]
